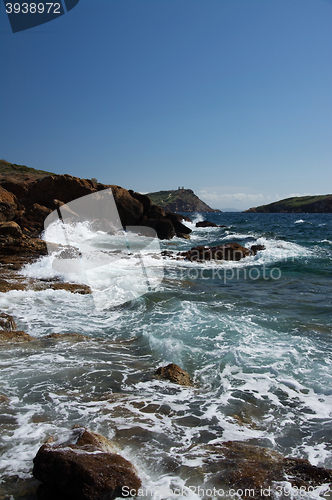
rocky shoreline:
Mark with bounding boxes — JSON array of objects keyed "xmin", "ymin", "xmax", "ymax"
[{"xmin": 1, "ymin": 172, "xmax": 332, "ymax": 499}]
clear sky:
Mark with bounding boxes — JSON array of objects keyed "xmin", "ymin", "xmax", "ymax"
[{"xmin": 1, "ymin": 0, "xmax": 331, "ymax": 210}]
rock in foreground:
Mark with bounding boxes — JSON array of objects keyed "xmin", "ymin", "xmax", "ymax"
[
  {"xmin": 33, "ymin": 428, "xmax": 141, "ymax": 500},
  {"xmin": 203, "ymin": 441, "xmax": 332, "ymax": 497}
]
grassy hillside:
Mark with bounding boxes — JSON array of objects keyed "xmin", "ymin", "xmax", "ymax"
[
  {"xmin": 147, "ymin": 188, "xmax": 220, "ymax": 212},
  {"xmin": 0, "ymin": 159, "xmax": 54, "ymax": 179},
  {"xmin": 245, "ymin": 194, "xmax": 332, "ymax": 213}
]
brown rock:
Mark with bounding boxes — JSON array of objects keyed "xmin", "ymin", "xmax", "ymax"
[
  {"xmin": 33, "ymin": 428, "xmax": 141, "ymax": 500},
  {"xmin": 0, "ymin": 221, "xmax": 23, "ymax": 238},
  {"xmin": 147, "ymin": 204, "xmax": 166, "ymax": 219},
  {"xmin": 45, "ymin": 332, "xmax": 87, "ymax": 341},
  {"xmin": 155, "ymin": 363, "xmax": 192, "ymax": 386},
  {"xmin": 164, "ymin": 212, "xmax": 192, "ymax": 236},
  {"xmin": 0, "ymin": 330, "xmax": 36, "ymax": 342},
  {"xmin": 27, "ymin": 175, "xmax": 96, "ymax": 206},
  {"xmin": 0, "ymin": 278, "xmax": 26, "ymax": 293},
  {"xmin": 48, "ymin": 283, "xmax": 91, "ymax": 294},
  {"xmin": 183, "ymin": 243, "xmax": 250, "ymax": 261},
  {"xmin": 0, "ymin": 236, "xmax": 47, "ymax": 256},
  {"xmin": 16, "ymin": 203, "xmax": 52, "ymax": 234},
  {"xmin": 177, "ymin": 214, "xmax": 192, "ymax": 223},
  {"xmin": 0, "ymin": 179, "xmax": 29, "ymax": 198},
  {"xmin": 128, "ymin": 190, "xmax": 151, "ymax": 215},
  {"xmin": 145, "ymin": 218, "xmax": 176, "ymax": 240},
  {"xmin": 0, "ymin": 393, "xmax": 9, "ymax": 404},
  {"xmin": 0, "ymin": 185, "xmax": 18, "ymax": 222},
  {"xmin": 110, "ymin": 185, "xmax": 144, "ymax": 227},
  {"xmin": 250, "ymin": 244, "xmax": 266, "ymax": 255},
  {"xmin": 202, "ymin": 441, "xmax": 332, "ymax": 496},
  {"xmin": 0, "ymin": 312, "xmax": 17, "ymax": 331}
]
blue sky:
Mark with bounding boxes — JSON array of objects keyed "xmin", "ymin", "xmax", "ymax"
[{"xmin": 1, "ymin": 0, "xmax": 331, "ymax": 210}]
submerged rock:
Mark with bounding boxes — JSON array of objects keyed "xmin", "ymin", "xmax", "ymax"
[
  {"xmin": 202, "ymin": 441, "xmax": 332, "ymax": 497},
  {"xmin": 45, "ymin": 332, "xmax": 88, "ymax": 341},
  {"xmin": 155, "ymin": 363, "xmax": 192, "ymax": 386},
  {"xmin": 33, "ymin": 428, "xmax": 141, "ymax": 500},
  {"xmin": 0, "ymin": 393, "xmax": 9, "ymax": 404},
  {"xmin": 0, "ymin": 330, "xmax": 36, "ymax": 342}
]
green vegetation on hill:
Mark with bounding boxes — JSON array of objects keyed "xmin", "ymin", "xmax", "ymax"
[
  {"xmin": 245, "ymin": 194, "xmax": 332, "ymax": 213},
  {"xmin": 147, "ymin": 188, "xmax": 220, "ymax": 213},
  {"xmin": 0, "ymin": 159, "xmax": 54, "ymax": 179}
]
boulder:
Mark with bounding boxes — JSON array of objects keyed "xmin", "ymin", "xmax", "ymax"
[
  {"xmin": 128, "ymin": 190, "xmax": 151, "ymax": 215},
  {"xmin": 145, "ymin": 218, "xmax": 176, "ymax": 240},
  {"xmin": 147, "ymin": 204, "xmax": 166, "ymax": 219},
  {"xmin": 33, "ymin": 428, "xmax": 141, "ymax": 500},
  {"xmin": 182, "ymin": 243, "xmax": 251, "ymax": 261},
  {"xmin": 1, "ymin": 179, "xmax": 29, "ymax": 199},
  {"xmin": 0, "ymin": 221, "xmax": 23, "ymax": 238},
  {"xmin": 155, "ymin": 363, "xmax": 192, "ymax": 386},
  {"xmin": 110, "ymin": 185, "xmax": 144, "ymax": 227},
  {"xmin": 26, "ymin": 175, "xmax": 96, "ymax": 206},
  {"xmin": 164, "ymin": 212, "xmax": 192, "ymax": 236},
  {"xmin": 15, "ymin": 203, "xmax": 52, "ymax": 234},
  {"xmin": 177, "ymin": 214, "xmax": 192, "ymax": 223},
  {"xmin": 250, "ymin": 244, "xmax": 266, "ymax": 255},
  {"xmin": 0, "ymin": 312, "xmax": 17, "ymax": 331}
]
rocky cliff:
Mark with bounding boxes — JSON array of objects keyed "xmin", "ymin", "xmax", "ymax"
[
  {"xmin": 245, "ymin": 194, "xmax": 332, "ymax": 213},
  {"xmin": 147, "ymin": 189, "xmax": 221, "ymax": 212},
  {"xmin": 0, "ymin": 161, "xmax": 193, "ymax": 260}
]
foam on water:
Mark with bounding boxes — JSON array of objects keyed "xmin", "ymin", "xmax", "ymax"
[{"xmin": 1, "ymin": 213, "xmax": 331, "ymax": 497}]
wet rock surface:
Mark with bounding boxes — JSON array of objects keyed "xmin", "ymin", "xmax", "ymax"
[
  {"xmin": 154, "ymin": 363, "xmax": 192, "ymax": 386},
  {"xmin": 0, "ymin": 312, "xmax": 17, "ymax": 331},
  {"xmin": 182, "ymin": 243, "xmax": 251, "ymax": 261},
  {"xmin": 33, "ymin": 428, "xmax": 141, "ymax": 500},
  {"xmin": 195, "ymin": 220, "xmax": 219, "ymax": 228},
  {"xmin": 0, "ymin": 329, "xmax": 36, "ymax": 342},
  {"xmin": 202, "ymin": 441, "xmax": 332, "ymax": 497}
]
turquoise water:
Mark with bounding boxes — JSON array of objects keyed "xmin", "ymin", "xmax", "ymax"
[{"xmin": 0, "ymin": 213, "xmax": 331, "ymax": 497}]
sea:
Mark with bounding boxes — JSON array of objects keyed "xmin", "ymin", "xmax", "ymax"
[{"xmin": 0, "ymin": 212, "xmax": 331, "ymax": 499}]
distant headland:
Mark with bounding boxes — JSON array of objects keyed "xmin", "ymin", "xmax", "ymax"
[
  {"xmin": 147, "ymin": 188, "xmax": 221, "ymax": 213},
  {"xmin": 244, "ymin": 194, "xmax": 332, "ymax": 213}
]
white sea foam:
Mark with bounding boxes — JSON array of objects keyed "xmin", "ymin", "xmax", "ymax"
[{"xmin": 1, "ymin": 214, "xmax": 331, "ymax": 493}]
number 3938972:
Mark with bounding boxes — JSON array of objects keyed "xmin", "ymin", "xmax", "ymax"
[{"xmin": 5, "ymin": 3, "xmax": 61, "ymax": 14}]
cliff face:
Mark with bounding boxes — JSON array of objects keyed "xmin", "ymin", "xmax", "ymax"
[
  {"xmin": 245, "ymin": 195, "xmax": 332, "ymax": 213},
  {"xmin": 0, "ymin": 163, "xmax": 194, "ymax": 260},
  {"xmin": 147, "ymin": 189, "xmax": 221, "ymax": 213}
]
